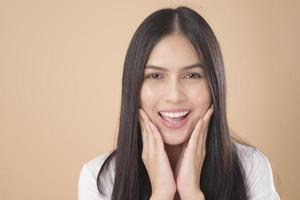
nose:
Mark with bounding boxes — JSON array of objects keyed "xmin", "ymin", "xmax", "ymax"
[{"xmin": 162, "ymin": 79, "xmax": 187, "ymax": 103}]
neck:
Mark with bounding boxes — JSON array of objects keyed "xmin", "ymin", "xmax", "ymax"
[
  {"xmin": 164, "ymin": 143, "xmax": 183, "ymax": 171},
  {"xmin": 164, "ymin": 144, "xmax": 183, "ymax": 200}
]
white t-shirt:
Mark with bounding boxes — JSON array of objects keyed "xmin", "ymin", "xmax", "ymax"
[{"xmin": 78, "ymin": 143, "xmax": 280, "ymax": 200}]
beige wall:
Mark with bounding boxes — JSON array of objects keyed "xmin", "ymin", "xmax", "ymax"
[{"xmin": 0, "ymin": 0, "xmax": 299, "ymax": 199}]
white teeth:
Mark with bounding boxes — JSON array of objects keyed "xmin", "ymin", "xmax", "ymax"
[{"xmin": 159, "ymin": 111, "xmax": 189, "ymax": 118}]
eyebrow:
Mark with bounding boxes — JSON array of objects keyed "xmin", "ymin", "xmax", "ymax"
[{"xmin": 145, "ymin": 63, "xmax": 203, "ymax": 71}]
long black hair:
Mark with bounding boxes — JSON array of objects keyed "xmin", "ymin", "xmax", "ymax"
[{"xmin": 97, "ymin": 6, "xmax": 250, "ymax": 200}]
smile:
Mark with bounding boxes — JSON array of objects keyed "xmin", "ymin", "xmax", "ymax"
[{"xmin": 158, "ymin": 110, "xmax": 190, "ymax": 129}]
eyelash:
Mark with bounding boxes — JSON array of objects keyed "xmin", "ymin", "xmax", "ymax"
[{"xmin": 145, "ymin": 72, "xmax": 202, "ymax": 79}]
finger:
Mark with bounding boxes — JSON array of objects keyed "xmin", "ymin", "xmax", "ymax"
[
  {"xmin": 201, "ymin": 104, "xmax": 214, "ymax": 142},
  {"xmin": 192, "ymin": 119, "xmax": 207, "ymax": 161},
  {"xmin": 148, "ymin": 121, "xmax": 164, "ymax": 148},
  {"xmin": 138, "ymin": 111, "xmax": 146, "ymax": 141},
  {"xmin": 139, "ymin": 109, "xmax": 150, "ymax": 154},
  {"xmin": 203, "ymin": 104, "xmax": 214, "ymax": 123},
  {"xmin": 188, "ymin": 118, "xmax": 205, "ymax": 149},
  {"xmin": 139, "ymin": 109, "xmax": 154, "ymax": 140},
  {"xmin": 189, "ymin": 106, "xmax": 213, "ymax": 152},
  {"xmin": 197, "ymin": 105, "xmax": 214, "ymax": 153},
  {"xmin": 139, "ymin": 109, "xmax": 158, "ymax": 152},
  {"xmin": 202, "ymin": 129, "xmax": 208, "ymax": 153},
  {"xmin": 139, "ymin": 109, "xmax": 164, "ymax": 145},
  {"xmin": 197, "ymin": 104, "xmax": 213, "ymax": 141}
]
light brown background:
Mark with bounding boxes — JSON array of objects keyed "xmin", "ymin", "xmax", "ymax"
[{"xmin": 1, "ymin": 0, "xmax": 299, "ymax": 199}]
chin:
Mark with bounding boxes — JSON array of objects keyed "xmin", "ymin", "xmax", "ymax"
[{"xmin": 161, "ymin": 131, "xmax": 190, "ymax": 145}]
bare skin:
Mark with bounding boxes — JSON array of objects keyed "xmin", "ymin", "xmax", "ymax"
[
  {"xmin": 139, "ymin": 105, "xmax": 213, "ymax": 200},
  {"xmin": 139, "ymin": 33, "xmax": 213, "ymax": 199}
]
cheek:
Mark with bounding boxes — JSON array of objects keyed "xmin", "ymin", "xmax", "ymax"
[
  {"xmin": 189, "ymin": 84, "xmax": 212, "ymax": 113},
  {"xmin": 140, "ymin": 84, "xmax": 160, "ymax": 110}
]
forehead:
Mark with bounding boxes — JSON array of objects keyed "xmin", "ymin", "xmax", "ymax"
[{"xmin": 146, "ymin": 33, "xmax": 202, "ymax": 70}]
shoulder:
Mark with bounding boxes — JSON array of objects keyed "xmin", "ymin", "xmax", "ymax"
[
  {"xmin": 78, "ymin": 151, "xmax": 115, "ymax": 200},
  {"xmin": 81, "ymin": 152, "xmax": 113, "ymax": 178},
  {"xmin": 234, "ymin": 142, "xmax": 280, "ymax": 199}
]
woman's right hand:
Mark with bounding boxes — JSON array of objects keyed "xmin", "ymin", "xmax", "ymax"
[{"xmin": 139, "ymin": 108, "xmax": 176, "ymax": 200}]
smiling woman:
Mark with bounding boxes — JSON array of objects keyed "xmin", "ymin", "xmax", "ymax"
[
  {"xmin": 140, "ymin": 33, "xmax": 212, "ymax": 147},
  {"xmin": 78, "ymin": 6, "xmax": 280, "ymax": 200}
]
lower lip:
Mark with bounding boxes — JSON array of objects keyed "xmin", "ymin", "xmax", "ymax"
[{"xmin": 159, "ymin": 112, "xmax": 190, "ymax": 129}]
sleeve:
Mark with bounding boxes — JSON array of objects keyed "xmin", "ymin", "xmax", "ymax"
[
  {"xmin": 246, "ymin": 149, "xmax": 281, "ymax": 200},
  {"xmin": 78, "ymin": 163, "xmax": 103, "ymax": 200}
]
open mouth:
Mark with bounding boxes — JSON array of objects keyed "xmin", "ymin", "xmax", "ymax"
[
  {"xmin": 157, "ymin": 110, "xmax": 191, "ymax": 129},
  {"xmin": 158, "ymin": 111, "xmax": 190, "ymax": 122}
]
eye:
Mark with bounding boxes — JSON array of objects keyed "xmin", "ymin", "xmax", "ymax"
[
  {"xmin": 145, "ymin": 73, "xmax": 162, "ymax": 79},
  {"xmin": 184, "ymin": 72, "xmax": 202, "ymax": 79}
]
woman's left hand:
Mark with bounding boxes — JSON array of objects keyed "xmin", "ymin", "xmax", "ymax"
[{"xmin": 174, "ymin": 104, "xmax": 214, "ymax": 200}]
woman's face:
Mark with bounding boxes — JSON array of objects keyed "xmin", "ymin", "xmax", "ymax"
[{"xmin": 140, "ymin": 33, "xmax": 212, "ymax": 145}]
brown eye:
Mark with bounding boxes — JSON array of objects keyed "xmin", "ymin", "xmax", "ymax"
[
  {"xmin": 185, "ymin": 73, "xmax": 202, "ymax": 79},
  {"xmin": 145, "ymin": 73, "xmax": 162, "ymax": 79}
]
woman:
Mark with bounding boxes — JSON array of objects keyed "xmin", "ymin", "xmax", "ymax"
[{"xmin": 78, "ymin": 6, "xmax": 280, "ymax": 200}]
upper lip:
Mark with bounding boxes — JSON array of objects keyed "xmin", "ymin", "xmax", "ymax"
[{"xmin": 158, "ymin": 109, "xmax": 191, "ymax": 113}]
